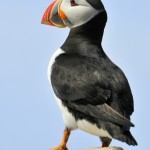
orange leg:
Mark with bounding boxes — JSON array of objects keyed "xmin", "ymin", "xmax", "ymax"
[{"xmin": 50, "ymin": 129, "xmax": 70, "ymax": 150}]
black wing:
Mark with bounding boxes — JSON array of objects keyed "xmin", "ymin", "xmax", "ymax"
[{"xmin": 51, "ymin": 53, "xmax": 134, "ymax": 127}]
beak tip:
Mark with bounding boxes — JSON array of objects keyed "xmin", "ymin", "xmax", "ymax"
[
  {"xmin": 41, "ymin": 20, "xmax": 52, "ymax": 26},
  {"xmin": 41, "ymin": 20, "xmax": 44, "ymax": 24},
  {"xmin": 41, "ymin": 20, "xmax": 45, "ymax": 25},
  {"xmin": 41, "ymin": 15, "xmax": 54, "ymax": 26}
]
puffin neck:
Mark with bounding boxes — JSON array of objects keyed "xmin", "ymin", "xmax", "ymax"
[
  {"xmin": 70, "ymin": 11, "xmax": 107, "ymax": 43},
  {"xmin": 61, "ymin": 11, "xmax": 107, "ymax": 57}
]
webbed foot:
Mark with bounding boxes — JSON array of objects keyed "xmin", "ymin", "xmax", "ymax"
[{"xmin": 49, "ymin": 144, "xmax": 68, "ymax": 150}]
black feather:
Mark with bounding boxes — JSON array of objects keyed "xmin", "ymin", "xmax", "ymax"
[{"xmin": 86, "ymin": 0, "xmax": 105, "ymax": 11}]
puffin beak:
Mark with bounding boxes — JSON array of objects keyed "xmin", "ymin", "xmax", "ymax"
[{"xmin": 41, "ymin": 0, "xmax": 66, "ymax": 28}]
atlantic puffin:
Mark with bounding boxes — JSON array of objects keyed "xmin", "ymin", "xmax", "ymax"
[{"xmin": 41, "ymin": 0, "xmax": 137, "ymax": 149}]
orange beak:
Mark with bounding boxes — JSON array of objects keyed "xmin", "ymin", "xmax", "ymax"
[{"xmin": 41, "ymin": 0, "xmax": 66, "ymax": 28}]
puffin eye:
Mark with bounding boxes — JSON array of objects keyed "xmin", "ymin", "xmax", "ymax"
[{"xmin": 70, "ymin": 0, "xmax": 77, "ymax": 6}]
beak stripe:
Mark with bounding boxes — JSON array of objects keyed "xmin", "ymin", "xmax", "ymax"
[
  {"xmin": 59, "ymin": 9, "xmax": 67, "ymax": 19},
  {"xmin": 41, "ymin": 1, "xmax": 56, "ymax": 26}
]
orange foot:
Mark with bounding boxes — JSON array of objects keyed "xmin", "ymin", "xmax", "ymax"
[
  {"xmin": 49, "ymin": 130, "xmax": 70, "ymax": 150},
  {"xmin": 49, "ymin": 145, "xmax": 68, "ymax": 150}
]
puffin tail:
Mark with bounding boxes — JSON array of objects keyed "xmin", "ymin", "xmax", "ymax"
[
  {"xmin": 124, "ymin": 130, "xmax": 138, "ymax": 146},
  {"xmin": 115, "ymin": 130, "xmax": 138, "ymax": 146}
]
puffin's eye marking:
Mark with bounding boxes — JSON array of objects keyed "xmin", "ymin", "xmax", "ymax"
[{"xmin": 70, "ymin": 0, "xmax": 77, "ymax": 6}]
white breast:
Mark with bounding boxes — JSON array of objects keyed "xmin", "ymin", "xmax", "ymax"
[
  {"xmin": 47, "ymin": 48, "xmax": 78, "ymax": 130},
  {"xmin": 47, "ymin": 48, "xmax": 65, "ymax": 83}
]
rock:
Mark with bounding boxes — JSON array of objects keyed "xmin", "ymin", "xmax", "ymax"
[{"xmin": 81, "ymin": 147, "xmax": 123, "ymax": 150}]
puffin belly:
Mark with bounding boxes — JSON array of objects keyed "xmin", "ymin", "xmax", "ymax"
[
  {"xmin": 77, "ymin": 119, "xmax": 112, "ymax": 138},
  {"xmin": 55, "ymin": 96, "xmax": 78, "ymax": 130},
  {"xmin": 47, "ymin": 48, "xmax": 65, "ymax": 82},
  {"xmin": 48, "ymin": 48, "xmax": 77, "ymax": 130}
]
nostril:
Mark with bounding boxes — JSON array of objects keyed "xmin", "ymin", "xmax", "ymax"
[{"xmin": 70, "ymin": 0, "xmax": 77, "ymax": 6}]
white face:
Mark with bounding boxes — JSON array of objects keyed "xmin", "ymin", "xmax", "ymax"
[
  {"xmin": 41, "ymin": 0, "xmax": 103, "ymax": 28},
  {"xmin": 60, "ymin": 0, "xmax": 99, "ymax": 28}
]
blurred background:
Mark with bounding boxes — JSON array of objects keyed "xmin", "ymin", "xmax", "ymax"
[{"xmin": 0, "ymin": 0, "xmax": 149, "ymax": 150}]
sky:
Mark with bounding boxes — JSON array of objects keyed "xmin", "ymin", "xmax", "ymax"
[{"xmin": 0, "ymin": 0, "xmax": 150, "ymax": 150}]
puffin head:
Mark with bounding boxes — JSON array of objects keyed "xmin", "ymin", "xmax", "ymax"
[{"xmin": 41, "ymin": 0, "xmax": 105, "ymax": 28}]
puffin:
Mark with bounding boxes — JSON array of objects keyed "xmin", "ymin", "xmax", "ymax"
[{"xmin": 41, "ymin": 0, "xmax": 137, "ymax": 149}]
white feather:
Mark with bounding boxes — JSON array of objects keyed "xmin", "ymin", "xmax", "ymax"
[
  {"xmin": 47, "ymin": 48, "xmax": 65, "ymax": 82},
  {"xmin": 55, "ymin": 96, "xmax": 78, "ymax": 130},
  {"xmin": 60, "ymin": 0, "xmax": 99, "ymax": 28},
  {"xmin": 77, "ymin": 120, "xmax": 112, "ymax": 138}
]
